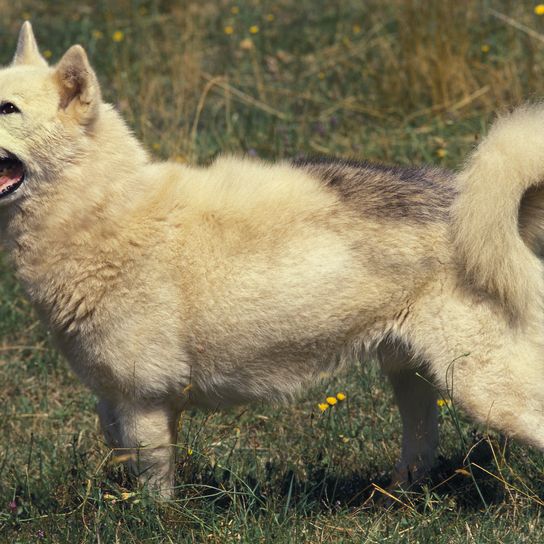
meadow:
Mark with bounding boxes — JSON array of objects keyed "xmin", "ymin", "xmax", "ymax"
[{"xmin": 1, "ymin": 0, "xmax": 544, "ymax": 542}]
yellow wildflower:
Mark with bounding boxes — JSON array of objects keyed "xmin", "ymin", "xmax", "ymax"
[
  {"xmin": 249, "ymin": 25, "xmax": 260, "ymax": 34},
  {"xmin": 436, "ymin": 148, "xmax": 447, "ymax": 158},
  {"xmin": 437, "ymin": 398, "xmax": 451, "ymax": 407},
  {"xmin": 481, "ymin": 44, "xmax": 490, "ymax": 53},
  {"xmin": 92, "ymin": 30, "xmax": 104, "ymax": 40},
  {"xmin": 326, "ymin": 396, "xmax": 337, "ymax": 406},
  {"xmin": 266, "ymin": 14, "xmax": 275, "ymax": 22},
  {"xmin": 535, "ymin": 4, "xmax": 544, "ymax": 15},
  {"xmin": 224, "ymin": 25, "xmax": 234, "ymax": 35},
  {"xmin": 231, "ymin": 6, "xmax": 239, "ymax": 14},
  {"xmin": 318, "ymin": 402, "xmax": 329, "ymax": 412},
  {"xmin": 187, "ymin": 448, "xmax": 193, "ymax": 456},
  {"xmin": 336, "ymin": 392, "xmax": 346, "ymax": 401},
  {"xmin": 43, "ymin": 50, "xmax": 52, "ymax": 59},
  {"xmin": 352, "ymin": 24, "xmax": 361, "ymax": 34},
  {"xmin": 112, "ymin": 30, "xmax": 124, "ymax": 42}
]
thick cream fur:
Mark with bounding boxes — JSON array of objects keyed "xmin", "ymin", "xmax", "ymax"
[
  {"xmin": 453, "ymin": 105, "xmax": 544, "ymax": 319},
  {"xmin": 2, "ymin": 24, "xmax": 544, "ymax": 497}
]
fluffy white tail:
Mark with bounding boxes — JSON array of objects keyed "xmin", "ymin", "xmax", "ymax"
[{"xmin": 452, "ymin": 105, "xmax": 544, "ymax": 319}]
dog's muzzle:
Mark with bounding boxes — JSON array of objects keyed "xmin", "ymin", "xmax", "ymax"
[{"xmin": 0, "ymin": 152, "xmax": 25, "ymax": 198}]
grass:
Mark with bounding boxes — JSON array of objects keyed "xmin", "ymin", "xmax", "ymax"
[{"xmin": 1, "ymin": 0, "xmax": 544, "ymax": 541}]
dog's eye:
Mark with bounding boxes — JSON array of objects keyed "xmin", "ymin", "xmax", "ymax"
[{"xmin": 0, "ymin": 102, "xmax": 20, "ymax": 115}]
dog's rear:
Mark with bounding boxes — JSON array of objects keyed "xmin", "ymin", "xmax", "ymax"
[
  {"xmin": 400, "ymin": 107, "xmax": 544, "ymax": 459},
  {"xmin": 294, "ymin": 135, "xmax": 544, "ymax": 479}
]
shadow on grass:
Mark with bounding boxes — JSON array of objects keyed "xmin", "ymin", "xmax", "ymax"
[{"xmin": 169, "ymin": 433, "xmax": 544, "ymax": 514}]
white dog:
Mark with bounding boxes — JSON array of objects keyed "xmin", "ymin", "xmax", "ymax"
[{"xmin": 1, "ymin": 23, "xmax": 544, "ymax": 498}]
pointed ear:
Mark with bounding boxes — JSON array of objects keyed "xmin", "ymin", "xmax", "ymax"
[
  {"xmin": 54, "ymin": 45, "xmax": 101, "ymax": 126},
  {"xmin": 12, "ymin": 21, "xmax": 48, "ymax": 67}
]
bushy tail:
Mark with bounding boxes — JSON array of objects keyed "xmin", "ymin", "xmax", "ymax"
[{"xmin": 452, "ymin": 104, "xmax": 544, "ymax": 319}]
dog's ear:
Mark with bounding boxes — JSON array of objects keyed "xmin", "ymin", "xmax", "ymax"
[
  {"xmin": 12, "ymin": 21, "xmax": 48, "ymax": 67},
  {"xmin": 54, "ymin": 45, "xmax": 101, "ymax": 126}
]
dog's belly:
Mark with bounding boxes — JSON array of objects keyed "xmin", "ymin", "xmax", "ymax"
[
  {"xmin": 183, "ymin": 298, "xmax": 408, "ymax": 409},
  {"xmin": 179, "ymin": 234, "xmax": 420, "ymax": 407}
]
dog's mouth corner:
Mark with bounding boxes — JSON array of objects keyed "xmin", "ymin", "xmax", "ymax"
[{"xmin": 0, "ymin": 151, "xmax": 25, "ymax": 198}]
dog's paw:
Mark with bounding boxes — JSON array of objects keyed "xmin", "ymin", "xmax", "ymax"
[
  {"xmin": 389, "ymin": 462, "xmax": 431, "ymax": 489},
  {"xmin": 374, "ymin": 463, "xmax": 432, "ymax": 508}
]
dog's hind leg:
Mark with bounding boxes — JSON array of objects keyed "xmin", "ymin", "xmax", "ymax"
[
  {"xmin": 97, "ymin": 397, "xmax": 122, "ymax": 448},
  {"xmin": 406, "ymin": 283, "xmax": 544, "ymax": 451},
  {"xmin": 379, "ymin": 343, "xmax": 439, "ymax": 486},
  {"xmin": 97, "ymin": 397, "xmax": 180, "ymax": 499}
]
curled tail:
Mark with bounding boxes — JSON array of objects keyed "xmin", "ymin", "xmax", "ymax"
[{"xmin": 452, "ymin": 104, "xmax": 544, "ymax": 319}]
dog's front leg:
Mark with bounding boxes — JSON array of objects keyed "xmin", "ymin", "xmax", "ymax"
[{"xmin": 97, "ymin": 396, "xmax": 180, "ymax": 499}]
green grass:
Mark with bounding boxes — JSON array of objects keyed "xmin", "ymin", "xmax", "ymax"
[{"xmin": 1, "ymin": 0, "xmax": 544, "ymax": 542}]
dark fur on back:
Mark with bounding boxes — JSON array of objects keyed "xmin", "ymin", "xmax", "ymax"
[{"xmin": 292, "ymin": 157, "xmax": 456, "ymax": 222}]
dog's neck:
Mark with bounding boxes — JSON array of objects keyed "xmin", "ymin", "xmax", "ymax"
[
  {"xmin": 1, "ymin": 105, "xmax": 152, "ymax": 316},
  {"xmin": 5, "ymin": 106, "xmax": 145, "ymax": 234}
]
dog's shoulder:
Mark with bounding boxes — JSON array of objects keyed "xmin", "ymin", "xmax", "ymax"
[{"xmin": 291, "ymin": 156, "xmax": 456, "ymax": 222}]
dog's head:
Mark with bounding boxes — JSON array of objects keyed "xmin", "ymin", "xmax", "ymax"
[{"xmin": 0, "ymin": 22, "xmax": 102, "ymax": 205}]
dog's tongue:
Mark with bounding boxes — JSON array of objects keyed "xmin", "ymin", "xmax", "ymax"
[{"xmin": 0, "ymin": 162, "xmax": 23, "ymax": 189}]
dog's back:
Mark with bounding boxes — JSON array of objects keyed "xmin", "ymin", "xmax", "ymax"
[{"xmin": 292, "ymin": 157, "xmax": 455, "ymax": 223}]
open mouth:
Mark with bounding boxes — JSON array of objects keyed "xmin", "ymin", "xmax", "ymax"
[{"xmin": 0, "ymin": 153, "xmax": 25, "ymax": 198}]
